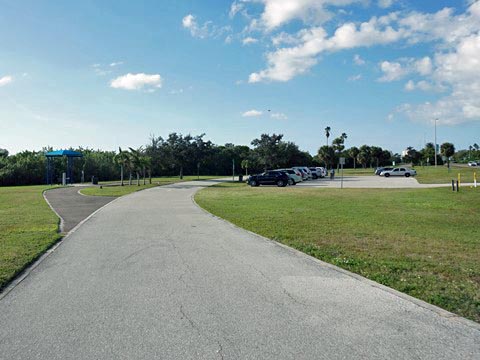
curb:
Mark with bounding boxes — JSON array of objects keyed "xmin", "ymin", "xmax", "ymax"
[{"xmin": 191, "ymin": 185, "xmax": 480, "ymax": 332}]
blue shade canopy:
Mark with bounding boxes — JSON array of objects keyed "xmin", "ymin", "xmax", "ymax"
[{"xmin": 45, "ymin": 150, "xmax": 83, "ymax": 157}]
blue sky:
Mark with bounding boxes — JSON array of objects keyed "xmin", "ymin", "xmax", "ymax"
[{"xmin": 1, "ymin": 0, "xmax": 479, "ymax": 154}]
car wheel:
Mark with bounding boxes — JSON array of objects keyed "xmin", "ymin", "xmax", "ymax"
[
  {"xmin": 250, "ymin": 180, "xmax": 257, "ymax": 187},
  {"xmin": 288, "ymin": 178, "xmax": 294, "ymax": 185},
  {"xmin": 312, "ymin": 174, "xmax": 318, "ymax": 179},
  {"xmin": 405, "ymin": 173, "xmax": 410, "ymax": 177},
  {"xmin": 277, "ymin": 180, "xmax": 285, "ymax": 187},
  {"xmin": 384, "ymin": 173, "xmax": 390, "ymax": 177}
]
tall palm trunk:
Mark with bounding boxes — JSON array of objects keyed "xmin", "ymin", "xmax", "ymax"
[
  {"xmin": 353, "ymin": 158, "xmax": 356, "ymax": 169},
  {"xmin": 129, "ymin": 172, "xmax": 132, "ymax": 185},
  {"xmin": 120, "ymin": 165, "xmax": 124, "ymax": 186},
  {"xmin": 149, "ymin": 169, "xmax": 152, "ymax": 184},
  {"xmin": 179, "ymin": 166, "xmax": 183, "ymax": 180},
  {"xmin": 136, "ymin": 172, "xmax": 140, "ymax": 186},
  {"xmin": 143, "ymin": 166, "xmax": 146, "ymax": 185}
]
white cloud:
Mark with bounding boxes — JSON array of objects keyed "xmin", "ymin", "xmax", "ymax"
[
  {"xmin": 242, "ymin": 37, "xmax": 258, "ymax": 45},
  {"xmin": 378, "ymin": 61, "xmax": 408, "ymax": 82},
  {"xmin": 404, "ymin": 79, "xmax": 415, "ymax": 91},
  {"xmin": 182, "ymin": 14, "xmax": 210, "ymax": 38},
  {"xmin": 182, "ymin": 13, "xmax": 231, "ymax": 39},
  {"xmin": 414, "ymin": 56, "xmax": 432, "ymax": 75},
  {"xmin": 242, "ymin": 109, "xmax": 263, "ymax": 117},
  {"xmin": 348, "ymin": 74, "xmax": 362, "ymax": 81},
  {"xmin": 0, "ymin": 75, "xmax": 13, "ymax": 87},
  {"xmin": 182, "ymin": 14, "xmax": 195, "ymax": 29},
  {"xmin": 399, "ymin": 31, "xmax": 480, "ymax": 124},
  {"xmin": 110, "ymin": 73, "xmax": 163, "ymax": 91},
  {"xmin": 270, "ymin": 112, "xmax": 288, "ymax": 120},
  {"xmin": 353, "ymin": 54, "xmax": 365, "ymax": 65},
  {"xmin": 109, "ymin": 61, "xmax": 124, "ymax": 67},
  {"xmin": 229, "ymin": 1, "xmax": 245, "ymax": 18},
  {"xmin": 404, "ymin": 80, "xmax": 432, "ymax": 91},
  {"xmin": 249, "ymin": 14, "xmax": 407, "ymax": 82},
  {"xmin": 378, "ymin": 56, "xmax": 433, "ymax": 82},
  {"xmin": 378, "ymin": 0, "xmax": 394, "ymax": 9},
  {"xmin": 257, "ymin": 0, "xmax": 363, "ymax": 30},
  {"xmin": 248, "ymin": 2, "xmax": 480, "ymax": 84}
]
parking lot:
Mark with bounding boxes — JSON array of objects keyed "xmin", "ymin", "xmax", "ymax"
[{"xmin": 294, "ymin": 175, "xmax": 435, "ymax": 188}]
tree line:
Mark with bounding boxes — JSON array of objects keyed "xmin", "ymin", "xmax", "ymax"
[{"xmin": 0, "ymin": 132, "xmax": 476, "ymax": 186}]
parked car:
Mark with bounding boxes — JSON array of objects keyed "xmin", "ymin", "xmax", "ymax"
[
  {"xmin": 299, "ymin": 167, "xmax": 313, "ymax": 179},
  {"xmin": 248, "ymin": 171, "xmax": 290, "ymax": 187},
  {"xmin": 292, "ymin": 166, "xmax": 310, "ymax": 180},
  {"xmin": 468, "ymin": 161, "xmax": 478, "ymax": 167},
  {"xmin": 380, "ymin": 167, "xmax": 417, "ymax": 177},
  {"xmin": 309, "ymin": 167, "xmax": 324, "ymax": 179},
  {"xmin": 375, "ymin": 167, "xmax": 393, "ymax": 175},
  {"xmin": 316, "ymin": 167, "xmax": 327, "ymax": 178},
  {"xmin": 276, "ymin": 168, "xmax": 302, "ymax": 185}
]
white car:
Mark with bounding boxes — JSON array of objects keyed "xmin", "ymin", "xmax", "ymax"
[
  {"xmin": 468, "ymin": 161, "xmax": 477, "ymax": 167},
  {"xmin": 380, "ymin": 167, "xmax": 417, "ymax": 177},
  {"xmin": 316, "ymin": 167, "xmax": 327, "ymax": 178},
  {"xmin": 293, "ymin": 166, "xmax": 312, "ymax": 180}
]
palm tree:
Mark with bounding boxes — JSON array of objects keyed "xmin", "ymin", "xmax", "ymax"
[
  {"xmin": 128, "ymin": 147, "xmax": 143, "ymax": 186},
  {"xmin": 348, "ymin": 147, "xmax": 360, "ymax": 169},
  {"xmin": 140, "ymin": 156, "xmax": 151, "ymax": 185},
  {"xmin": 325, "ymin": 126, "xmax": 331, "ymax": 147},
  {"xmin": 317, "ymin": 145, "xmax": 335, "ymax": 169},
  {"xmin": 113, "ymin": 147, "xmax": 130, "ymax": 186}
]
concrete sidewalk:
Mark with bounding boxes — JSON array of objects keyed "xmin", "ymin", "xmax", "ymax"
[{"xmin": 1, "ymin": 180, "xmax": 478, "ymax": 359}]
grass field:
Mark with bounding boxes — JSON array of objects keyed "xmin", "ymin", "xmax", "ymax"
[
  {"xmin": 0, "ymin": 186, "xmax": 61, "ymax": 291},
  {"xmin": 82, "ymin": 176, "xmax": 221, "ymax": 197},
  {"xmin": 414, "ymin": 165, "xmax": 478, "ymax": 184},
  {"xmin": 195, "ymin": 183, "xmax": 480, "ymax": 322},
  {"xmin": 340, "ymin": 166, "xmax": 478, "ymax": 184}
]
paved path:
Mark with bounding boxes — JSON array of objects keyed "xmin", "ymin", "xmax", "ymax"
[
  {"xmin": 1, "ymin": 180, "xmax": 478, "ymax": 359},
  {"xmin": 44, "ymin": 186, "xmax": 116, "ymax": 232}
]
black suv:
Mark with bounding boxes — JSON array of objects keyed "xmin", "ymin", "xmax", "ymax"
[{"xmin": 248, "ymin": 171, "xmax": 289, "ymax": 187}]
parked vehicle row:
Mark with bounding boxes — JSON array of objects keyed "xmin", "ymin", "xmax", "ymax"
[{"xmin": 247, "ymin": 166, "xmax": 327, "ymax": 187}]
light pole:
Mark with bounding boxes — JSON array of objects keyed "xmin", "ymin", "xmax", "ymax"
[{"xmin": 434, "ymin": 118, "xmax": 438, "ymax": 167}]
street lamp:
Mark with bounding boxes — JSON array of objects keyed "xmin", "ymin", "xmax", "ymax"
[{"xmin": 434, "ymin": 118, "xmax": 438, "ymax": 167}]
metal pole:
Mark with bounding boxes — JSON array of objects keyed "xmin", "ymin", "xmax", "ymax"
[
  {"xmin": 341, "ymin": 163, "xmax": 344, "ymax": 189},
  {"xmin": 434, "ymin": 119, "xmax": 437, "ymax": 167},
  {"xmin": 232, "ymin": 158, "xmax": 235, "ymax": 181}
]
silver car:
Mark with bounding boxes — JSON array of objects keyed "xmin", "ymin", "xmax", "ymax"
[{"xmin": 380, "ymin": 167, "xmax": 417, "ymax": 177}]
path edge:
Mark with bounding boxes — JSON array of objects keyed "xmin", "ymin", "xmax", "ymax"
[
  {"xmin": 191, "ymin": 184, "xmax": 480, "ymax": 332},
  {"xmin": 0, "ymin": 189, "xmax": 122, "ymax": 301}
]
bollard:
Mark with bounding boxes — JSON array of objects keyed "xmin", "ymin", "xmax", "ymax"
[
  {"xmin": 452, "ymin": 179, "xmax": 455, "ymax": 192},
  {"xmin": 456, "ymin": 180, "xmax": 459, "ymax": 192}
]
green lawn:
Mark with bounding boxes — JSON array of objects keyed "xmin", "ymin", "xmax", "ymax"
[
  {"xmin": 82, "ymin": 176, "xmax": 222, "ymax": 197},
  {"xmin": 0, "ymin": 186, "xmax": 61, "ymax": 291},
  {"xmin": 341, "ymin": 168, "xmax": 376, "ymax": 176},
  {"xmin": 195, "ymin": 183, "xmax": 480, "ymax": 322},
  {"xmin": 414, "ymin": 165, "xmax": 478, "ymax": 184}
]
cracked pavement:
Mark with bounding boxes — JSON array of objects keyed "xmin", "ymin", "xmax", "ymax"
[{"xmin": 0, "ymin": 180, "xmax": 479, "ymax": 359}]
